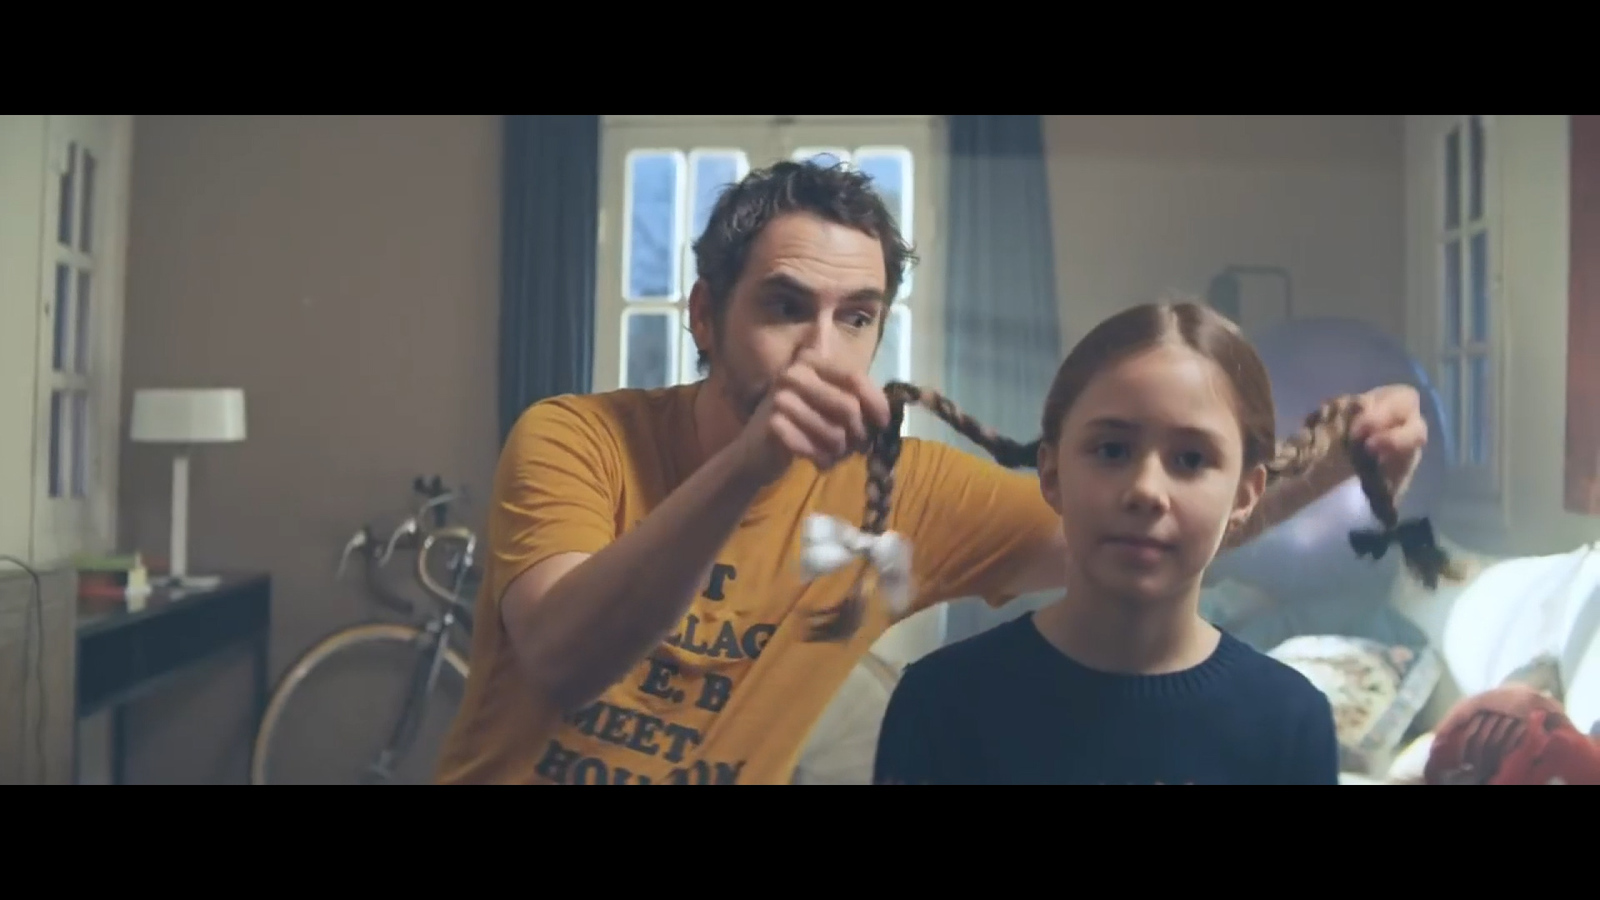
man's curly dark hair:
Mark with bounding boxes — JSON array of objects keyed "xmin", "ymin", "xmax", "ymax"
[{"xmin": 690, "ymin": 160, "xmax": 917, "ymax": 373}]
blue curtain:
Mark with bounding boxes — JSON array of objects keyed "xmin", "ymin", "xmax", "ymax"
[
  {"xmin": 498, "ymin": 115, "xmax": 600, "ymax": 443},
  {"xmin": 940, "ymin": 115, "xmax": 1064, "ymax": 644}
]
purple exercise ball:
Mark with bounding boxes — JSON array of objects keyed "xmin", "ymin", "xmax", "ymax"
[{"xmin": 1206, "ymin": 316, "xmax": 1450, "ymax": 599}]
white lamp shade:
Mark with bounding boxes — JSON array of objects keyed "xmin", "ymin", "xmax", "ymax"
[{"xmin": 130, "ymin": 388, "xmax": 248, "ymax": 444}]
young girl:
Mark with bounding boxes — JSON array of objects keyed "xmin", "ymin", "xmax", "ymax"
[{"xmin": 804, "ymin": 299, "xmax": 1455, "ymax": 785}]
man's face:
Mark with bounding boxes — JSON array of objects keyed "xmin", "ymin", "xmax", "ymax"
[{"xmin": 691, "ymin": 212, "xmax": 887, "ymax": 421}]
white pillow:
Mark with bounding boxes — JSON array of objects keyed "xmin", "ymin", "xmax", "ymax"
[{"xmin": 1441, "ymin": 544, "xmax": 1600, "ymax": 706}]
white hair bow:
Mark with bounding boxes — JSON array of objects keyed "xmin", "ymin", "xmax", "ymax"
[{"xmin": 799, "ymin": 513, "xmax": 914, "ymax": 617}]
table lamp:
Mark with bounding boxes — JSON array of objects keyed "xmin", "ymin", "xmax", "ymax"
[{"xmin": 129, "ymin": 388, "xmax": 248, "ymax": 590}]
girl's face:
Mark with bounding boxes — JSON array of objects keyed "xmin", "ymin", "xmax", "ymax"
[{"xmin": 1038, "ymin": 342, "xmax": 1266, "ymax": 605}]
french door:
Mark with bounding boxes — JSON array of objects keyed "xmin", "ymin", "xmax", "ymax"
[{"xmin": 10, "ymin": 115, "xmax": 131, "ymax": 566}]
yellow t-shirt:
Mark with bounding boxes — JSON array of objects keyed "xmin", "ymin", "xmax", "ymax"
[{"xmin": 433, "ymin": 383, "xmax": 1059, "ymax": 785}]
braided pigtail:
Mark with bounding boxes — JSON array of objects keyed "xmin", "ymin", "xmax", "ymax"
[
  {"xmin": 799, "ymin": 382, "xmax": 1041, "ymax": 643},
  {"xmin": 887, "ymin": 383, "xmax": 1042, "ymax": 470},
  {"xmin": 1239, "ymin": 395, "xmax": 1466, "ymax": 590}
]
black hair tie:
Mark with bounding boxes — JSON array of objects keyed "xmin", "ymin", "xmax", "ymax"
[{"xmin": 1348, "ymin": 517, "xmax": 1453, "ymax": 590}]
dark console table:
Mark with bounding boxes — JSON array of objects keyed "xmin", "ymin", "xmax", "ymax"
[{"xmin": 76, "ymin": 573, "xmax": 272, "ymax": 784}]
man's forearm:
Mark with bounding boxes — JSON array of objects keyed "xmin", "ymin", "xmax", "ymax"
[{"xmin": 514, "ymin": 445, "xmax": 767, "ymax": 712}]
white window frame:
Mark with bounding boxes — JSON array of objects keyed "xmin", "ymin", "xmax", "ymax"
[
  {"xmin": 31, "ymin": 115, "xmax": 131, "ymax": 567},
  {"xmin": 1404, "ymin": 114, "xmax": 1505, "ymax": 534},
  {"xmin": 595, "ymin": 122, "xmax": 768, "ymax": 394},
  {"xmin": 594, "ymin": 116, "xmax": 945, "ymax": 439},
  {"xmin": 603, "ymin": 115, "xmax": 937, "ymax": 127}
]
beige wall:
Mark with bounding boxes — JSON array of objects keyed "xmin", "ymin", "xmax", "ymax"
[
  {"xmin": 1487, "ymin": 116, "xmax": 1599, "ymax": 554},
  {"xmin": 118, "ymin": 115, "xmax": 501, "ymax": 783},
  {"xmin": 114, "ymin": 114, "xmax": 1423, "ymax": 782},
  {"xmin": 1044, "ymin": 115, "xmax": 1404, "ymax": 343}
]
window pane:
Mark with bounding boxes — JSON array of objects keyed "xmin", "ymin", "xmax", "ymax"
[
  {"xmin": 1443, "ymin": 127, "xmax": 1461, "ymax": 231},
  {"xmin": 75, "ymin": 268, "xmax": 92, "ymax": 374},
  {"xmin": 678, "ymin": 307, "xmax": 701, "ymax": 385},
  {"xmin": 1442, "ymin": 239, "xmax": 1462, "ymax": 347},
  {"xmin": 625, "ymin": 151, "xmax": 685, "ymax": 300},
  {"xmin": 689, "ymin": 151, "xmax": 746, "ymax": 240},
  {"xmin": 793, "ymin": 148, "xmax": 850, "ymax": 169},
  {"xmin": 1469, "ymin": 230, "xmax": 1489, "ymax": 342},
  {"xmin": 856, "ymin": 147, "xmax": 915, "ymax": 299},
  {"xmin": 623, "ymin": 310, "xmax": 675, "ymax": 390},
  {"xmin": 48, "ymin": 390, "xmax": 64, "ymax": 498},
  {"xmin": 870, "ymin": 305, "xmax": 912, "ymax": 387},
  {"xmin": 70, "ymin": 390, "xmax": 88, "ymax": 498},
  {"xmin": 1468, "ymin": 116, "xmax": 1485, "ymax": 223},
  {"xmin": 52, "ymin": 263, "xmax": 71, "ymax": 372},
  {"xmin": 856, "ymin": 148, "xmax": 911, "ymax": 234},
  {"xmin": 58, "ymin": 142, "xmax": 76, "ymax": 247},
  {"xmin": 685, "ymin": 150, "xmax": 748, "ymax": 293},
  {"xmin": 1439, "ymin": 358, "xmax": 1462, "ymax": 466},
  {"xmin": 1467, "ymin": 354, "xmax": 1490, "ymax": 467},
  {"xmin": 80, "ymin": 149, "xmax": 97, "ymax": 253}
]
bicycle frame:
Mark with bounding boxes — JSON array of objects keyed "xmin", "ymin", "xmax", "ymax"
[
  {"xmin": 361, "ymin": 522, "xmax": 480, "ymax": 784},
  {"xmin": 258, "ymin": 476, "xmax": 485, "ymax": 785}
]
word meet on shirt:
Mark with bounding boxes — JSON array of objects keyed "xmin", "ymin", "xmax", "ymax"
[{"xmin": 532, "ymin": 561, "xmax": 777, "ymax": 785}]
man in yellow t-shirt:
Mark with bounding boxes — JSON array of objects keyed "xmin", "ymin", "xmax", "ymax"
[{"xmin": 434, "ymin": 160, "xmax": 1430, "ymax": 785}]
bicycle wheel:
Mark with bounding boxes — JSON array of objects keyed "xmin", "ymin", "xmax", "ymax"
[
  {"xmin": 791, "ymin": 652, "xmax": 902, "ymax": 784},
  {"xmin": 250, "ymin": 622, "xmax": 469, "ymax": 785}
]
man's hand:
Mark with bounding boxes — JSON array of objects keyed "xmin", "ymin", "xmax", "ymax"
[
  {"xmin": 1349, "ymin": 383, "xmax": 1428, "ymax": 498},
  {"xmin": 735, "ymin": 351, "xmax": 892, "ymax": 484}
]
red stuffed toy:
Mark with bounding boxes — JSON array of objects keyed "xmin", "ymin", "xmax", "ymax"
[{"xmin": 1423, "ymin": 683, "xmax": 1600, "ymax": 785}]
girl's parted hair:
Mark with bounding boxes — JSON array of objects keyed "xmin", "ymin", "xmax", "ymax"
[{"xmin": 801, "ymin": 299, "xmax": 1463, "ymax": 644}]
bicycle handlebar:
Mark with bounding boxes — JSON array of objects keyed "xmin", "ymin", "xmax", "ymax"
[
  {"xmin": 334, "ymin": 475, "xmax": 463, "ymax": 575},
  {"xmin": 416, "ymin": 524, "xmax": 479, "ymax": 606},
  {"xmin": 379, "ymin": 489, "xmax": 465, "ymax": 566},
  {"xmin": 412, "ymin": 474, "xmax": 466, "ymax": 529},
  {"xmin": 336, "ymin": 525, "xmax": 377, "ymax": 580}
]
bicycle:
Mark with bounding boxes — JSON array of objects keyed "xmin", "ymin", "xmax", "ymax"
[
  {"xmin": 249, "ymin": 476, "xmax": 481, "ymax": 785},
  {"xmin": 247, "ymin": 477, "xmax": 911, "ymax": 785}
]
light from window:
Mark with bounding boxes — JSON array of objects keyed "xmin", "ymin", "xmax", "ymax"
[
  {"xmin": 682, "ymin": 149, "xmax": 749, "ymax": 304},
  {"xmin": 617, "ymin": 143, "xmax": 918, "ymax": 392},
  {"xmin": 870, "ymin": 305, "xmax": 913, "ymax": 387},
  {"xmin": 868, "ymin": 305, "xmax": 914, "ymax": 437},
  {"xmin": 792, "ymin": 147, "xmax": 915, "ymax": 298},
  {"xmin": 621, "ymin": 147, "xmax": 750, "ymax": 389},
  {"xmin": 1438, "ymin": 115, "xmax": 1493, "ymax": 470},
  {"xmin": 624, "ymin": 150, "xmax": 684, "ymax": 301},
  {"xmin": 794, "ymin": 147, "xmax": 849, "ymax": 170},
  {"xmin": 621, "ymin": 308, "xmax": 674, "ymax": 390}
]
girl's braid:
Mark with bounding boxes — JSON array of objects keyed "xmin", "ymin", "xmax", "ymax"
[
  {"xmin": 801, "ymin": 389, "xmax": 1465, "ymax": 644},
  {"xmin": 1237, "ymin": 395, "xmax": 1466, "ymax": 588},
  {"xmin": 802, "ymin": 382, "xmax": 1035, "ymax": 642}
]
